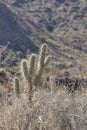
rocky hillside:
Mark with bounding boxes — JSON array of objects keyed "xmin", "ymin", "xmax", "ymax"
[{"xmin": 0, "ymin": 0, "xmax": 87, "ymax": 75}]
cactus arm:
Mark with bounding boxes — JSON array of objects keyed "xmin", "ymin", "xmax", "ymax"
[
  {"xmin": 39, "ymin": 44, "xmax": 47, "ymax": 68},
  {"xmin": 44, "ymin": 56, "xmax": 51, "ymax": 67},
  {"xmin": 21, "ymin": 60, "xmax": 28, "ymax": 80},
  {"xmin": 28, "ymin": 54, "xmax": 36, "ymax": 93},
  {"xmin": 34, "ymin": 69, "xmax": 42, "ymax": 86},
  {"xmin": 14, "ymin": 78, "xmax": 20, "ymax": 96},
  {"xmin": 28, "ymin": 54, "xmax": 36, "ymax": 77}
]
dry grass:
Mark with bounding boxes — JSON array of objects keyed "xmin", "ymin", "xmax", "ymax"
[{"xmin": 0, "ymin": 86, "xmax": 87, "ymax": 130}]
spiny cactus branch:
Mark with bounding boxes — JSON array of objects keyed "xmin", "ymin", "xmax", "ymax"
[
  {"xmin": 28, "ymin": 54, "xmax": 36, "ymax": 77},
  {"xmin": 14, "ymin": 78, "xmax": 20, "ymax": 97},
  {"xmin": 39, "ymin": 44, "xmax": 47, "ymax": 68},
  {"xmin": 21, "ymin": 60, "xmax": 28, "ymax": 80},
  {"xmin": 44, "ymin": 56, "xmax": 51, "ymax": 66}
]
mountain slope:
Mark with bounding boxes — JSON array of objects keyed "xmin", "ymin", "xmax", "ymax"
[{"xmin": 0, "ymin": 2, "xmax": 38, "ymax": 53}]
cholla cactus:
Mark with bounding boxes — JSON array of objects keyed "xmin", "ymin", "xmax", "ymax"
[
  {"xmin": 15, "ymin": 44, "xmax": 51, "ymax": 100},
  {"xmin": 14, "ymin": 78, "xmax": 20, "ymax": 97}
]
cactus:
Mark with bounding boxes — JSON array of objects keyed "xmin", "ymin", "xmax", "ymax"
[
  {"xmin": 14, "ymin": 78, "xmax": 20, "ymax": 97},
  {"xmin": 14, "ymin": 44, "xmax": 51, "ymax": 101}
]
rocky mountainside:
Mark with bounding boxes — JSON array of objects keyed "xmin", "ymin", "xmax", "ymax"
[{"xmin": 0, "ymin": 0, "xmax": 87, "ymax": 75}]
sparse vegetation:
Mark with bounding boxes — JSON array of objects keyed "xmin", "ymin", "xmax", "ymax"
[
  {"xmin": 0, "ymin": 44, "xmax": 87, "ymax": 130},
  {"xmin": 0, "ymin": 0, "xmax": 87, "ymax": 130}
]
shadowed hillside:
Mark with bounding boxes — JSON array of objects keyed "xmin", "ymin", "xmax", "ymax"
[{"xmin": 0, "ymin": 2, "xmax": 38, "ymax": 53}]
